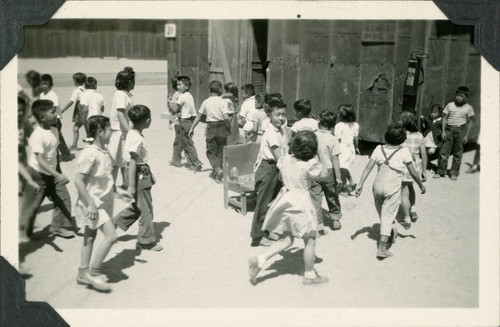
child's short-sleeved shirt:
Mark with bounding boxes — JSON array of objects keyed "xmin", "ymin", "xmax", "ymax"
[
  {"xmin": 443, "ymin": 102, "xmax": 474, "ymax": 127},
  {"xmin": 334, "ymin": 121, "xmax": 359, "ymax": 146},
  {"xmin": 291, "ymin": 117, "xmax": 319, "ymax": 133},
  {"xmin": 256, "ymin": 124, "xmax": 287, "ymax": 165},
  {"xmin": 176, "ymin": 91, "xmax": 197, "ymax": 119},
  {"xmin": 28, "ymin": 125, "xmax": 59, "ymax": 174},
  {"xmin": 80, "ymin": 90, "xmax": 105, "ymax": 118},
  {"xmin": 247, "ymin": 109, "xmax": 269, "ymax": 134},
  {"xmin": 122, "ymin": 129, "xmax": 148, "ymax": 164},
  {"xmin": 370, "ymin": 145, "xmax": 413, "ymax": 175},
  {"xmin": 110, "ymin": 90, "xmax": 134, "ymax": 131},
  {"xmin": 40, "ymin": 90, "xmax": 60, "ymax": 115},
  {"xmin": 239, "ymin": 96, "xmax": 255, "ymax": 119},
  {"xmin": 199, "ymin": 96, "xmax": 230, "ymax": 122},
  {"xmin": 70, "ymin": 86, "xmax": 85, "ymax": 103},
  {"xmin": 315, "ymin": 129, "xmax": 341, "ymax": 170}
]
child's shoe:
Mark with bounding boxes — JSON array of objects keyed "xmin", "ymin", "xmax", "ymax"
[
  {"xmin": 137, "ymin": 242, "xmax": 163, "ymax": 251},
  {"xmin": 303, "ymin": 270, "xmax": 329, "ymax": 285},
  {"xmin": 49, "ymin": 227, "xmax": 76, "ymax": 238},
  {"xmin": 410, "ymin": 211, "xmax": 419, "ymax": 223},
  {"xmin": 347, "ymin": 183, "xmax": 357, "ymax": 196},
  {"xmin": 466, "ymin": 165, "xmax": 480, "ymax": 174},
  {"xmin": 376, "ymin": 242, "xmax": 393, "ymax": 260},
  {"xmin": 248, "ymin": 256, "xmax": 261, "ymax": 285},
  {"xmin": 85, "ymin": 272, "xmax": 112, "ymax": 292},
  {"xmin": 401, "ymin": 216, "xmax": 411, "ymax": 230},
  {"xmin": 332, "ymin": 220, "xmax": 341, "ymax": 230},
  {"xmin": 77, "ymin": 267, "xmax": 90, "ymax": 285}
]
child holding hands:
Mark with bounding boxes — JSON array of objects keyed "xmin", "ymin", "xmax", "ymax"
[
  {"xmin": 355, "ymin": 124, "xmax": 425, "ymax": 259},
  {"xmin": 75, "ymin": 115, "xmax": 116, "ymax": 292}
]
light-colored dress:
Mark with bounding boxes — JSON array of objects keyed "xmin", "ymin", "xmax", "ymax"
[
  {"xmin": 262, "ymin": 155, "xmax": 323, "ymax": 238},
  {"xmin": 402, "ymin": 131, "xmax": 424, "ymax": 182},
  {"xmin": 75, "ymin": 145, "xmax": 114, "ymax": 230},
  {"xmin": 334, "ymin": 121, "xmax": 359, "ymax": 169}
]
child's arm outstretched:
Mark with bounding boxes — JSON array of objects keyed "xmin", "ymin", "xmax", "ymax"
[
  {"xmin": 406, "ymin": 162, "xmax": 426, "ymax": 194},
  {"xmin": 419, "ymin": 142, "xmax": 428, "ymax": 181},
  {"xmin": 355, "ymin": 158, "xmax": 376, "ymax": 197},
  {"xmin": 61, "ymin": 100, "xmax": 74, "ymax": 114},
  {"xmin": 75, "ymin": 172, "xmax": 98, "ymax": 220}
]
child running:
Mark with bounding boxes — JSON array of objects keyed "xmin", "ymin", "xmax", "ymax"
[
  {"xmin": 400, "ymin": 111, "xmax": 427, "ymax": 229},
  {"xmin": 61, "ymin": 72, "xmax": 87, "ymax": 151},
  {"xmin": 75, "ymin": 115, "xmax": 116, "ymax": 292},
  {"xmin": 334, "ymin": 104, "xmax": 359, "ymax": 195},
  {"xmin": 248, "ymin": 130, "xmax": 329, "ymax": 286},
  {"xmin": 355, "ymin": 124, "xmax": 425, "ymax": 259},
  {"xmin": 112, "ymin": 105, "xmax": 163, "ymax": 251}
]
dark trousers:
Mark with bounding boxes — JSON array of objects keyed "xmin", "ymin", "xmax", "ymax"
[
  {"xmin": 19, "ymin": 167, "xmax": 73, "ymax": 236},
  {"xmin": 172, "ymin": 118, "xmax": 202, "ymax": 167},
  {"xmin": 250, "ymin": 160, "xmax": 282, "ymax": 240},
  {"xmin": 113, "ymin": 167, "xmax": 156, "ymax": 245},
  {"xmin": 437, "ymin": 125, "xmax": 466, "ymax": 177},
  {"xmin": 56, "ymin": 119, "xmax": 71, "ymax": 157},
  {"xmin": 206, "ymin": 122, "xmax": 227, "ymax": 175},
  {"xmin": 310, "ymin": 169, "xmax": 342, "ymax": 221}
]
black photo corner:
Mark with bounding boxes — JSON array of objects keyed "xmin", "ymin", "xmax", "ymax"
[{"xmin": 0, "ymin": 0, "xmax": 499, "ymax": 326}]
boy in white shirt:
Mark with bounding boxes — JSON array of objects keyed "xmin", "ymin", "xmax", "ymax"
[
  {"xmin": 19, "ymin": 100, "xmax": 76, "ymax": 241},
  {"xmin": 61, "ymin": 72, "xmax": 86, "ymax": 151},
  {"xmin": 80, "ymin": 77, "xmax": 105, "ymax": 126}
]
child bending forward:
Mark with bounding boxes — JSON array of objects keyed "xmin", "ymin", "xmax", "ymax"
[
  {"xmin": 248, "ymin": 130, "xmax": 329, "ymax": 286},
  {"xmin": 355, "ymin": 124, "xmax": 425, "ymax": 260},
  {"xmin": 75, "ymin": 116, "xmax": 116, "ymax": 292}
]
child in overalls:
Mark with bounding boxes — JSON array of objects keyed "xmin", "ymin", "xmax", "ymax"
[{"xmin": 355, "ymin": 124, "xmax": 425, "ymax": 259}]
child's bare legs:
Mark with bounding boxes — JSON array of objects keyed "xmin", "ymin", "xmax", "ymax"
[
  {"xmin": 302, "ymin": 234, "xmax": 329, "ymax": 284},
  {"xmin": 79, "ymin": 227, "xmax": 97, "ymax": 280},
  {"xmin": 71, "ymin": 124, "xmax": 81, "ymax": 149},
  {"xmin": 248, "ymin": 234, "xmax": 294, "ymax": 285},
  {"xmin": 89, "ymin": 220, "xmax": 117, "ymax": 275},
  {"xmin": 400, "ymin": 182, "xmax": 412, "ymax": 229}
]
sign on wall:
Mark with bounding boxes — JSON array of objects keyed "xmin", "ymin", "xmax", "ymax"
[{"xmin": 165, "ymin": 23, "xmax": 177, "ymax": 38}]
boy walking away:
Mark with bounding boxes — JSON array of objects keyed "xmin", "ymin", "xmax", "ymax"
[
  {"xmin": 434, "ymin": 86, "xmax": 474, "ymax": 180},
  {"xmin": 310, "ymin": 110, "xmax": 343, "ymax": 232},
  {"xmin": 40, "ymin": 74, "xmax": 74, "ymax": 162},
  {"xmin": 19, "ymin": 100, "xmax": 76, "ymax": 241},
  {"xmin": 189, "ymin": 80, "xmax": 231, "ymax": 182},
  {"xmin": 113, "ymin": 105, "xmax": 163, "ymax": 251},
  {"xmin": 61, "ymin": 72, "xmax": 86, "ymax": 151},
  {"xmin": 80, "ymin": 77, "xmax": 105, "ymax": 124},
  {"xmin": 168, "ymin": 76, "xmax": 203, "ymax": 171},
  {"xmin": 290, "ymin": 99, "xmax": 318, "ymax": 135}
]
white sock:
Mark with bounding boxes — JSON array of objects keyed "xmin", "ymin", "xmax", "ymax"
[
  {"xmin": 410, "ymin": 206, "xmax": 417, "ymax": 213},
  {"xmin": 257, "ymin": 255, "xmax": 266, "ymax": 269},
  {"xmin": 304, "ymin": 270, "xmax": 316, "ymax": 279}
]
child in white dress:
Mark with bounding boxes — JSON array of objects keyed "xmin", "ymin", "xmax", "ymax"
[
  {"xmin": 75, "ymin": 116, "xmax": 117, "ymax": 292},
  {"xmin": 334, "ymin": 104, "xmax": 359, "ymax": 195},
  {"xmin": 355, "ymin": 124, "xmax": 425, "ymax": 259},
  {"xmin": 248, "ymin": 130, "xmax": 329, "ymax": 286}
]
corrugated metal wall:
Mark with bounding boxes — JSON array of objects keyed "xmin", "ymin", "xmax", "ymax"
[{"xmin": 267, "ymin": 20, "xmax": 479, "ymax": 143}]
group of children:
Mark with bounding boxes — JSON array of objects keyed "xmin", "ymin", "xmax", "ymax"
[{"xmin": 18, "ymin": 69, "xmax": 476, "ymax": 289}]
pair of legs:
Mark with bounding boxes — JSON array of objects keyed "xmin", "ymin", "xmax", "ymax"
[
  {"xmin": 78, "ymin": 220, "xmax": 117, "ymax": 291},
  {"xmin": 466, "ymin": 144, "xmax": 480, "ymax": 173},
  {"xmin": 401, "ymin": 181, "xmax": 417, "ymax": 228},
  {"xmin": 71, "ymin": 122, "xmax": 87, "ymax": 149},
  {"xmin": 109, "ymin": 130, "xmax": 128, "ymax": 188},
  {"xmin": 437, "ymin": 125, "xmax": 466, "ymax": 178},
  {"xmin": 249, "ymin": 232, "xmax": 326, "ymax": 285},
  {"xmin": 205, "ymin": 122, "xmax": 227, "ymax": 178},
  {"xmin": 373, "ymin": 186, "xmax": 401, "ymax": 259},
  {"xmin": 171, "ymin": 119, "xmax": 203, "ymax": 168},
  {"xmin": 310, "ymin": 169, "xmax": 342, "ymax": 231},
  {"xmin": 19, "ymin": 167, "xmax": 75, "ymax": 239}
]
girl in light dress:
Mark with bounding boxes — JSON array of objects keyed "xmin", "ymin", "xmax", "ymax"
[
  {"xmin": 334, "ymin": 104, "xmax": 359, "ymax": 195},
  {"xmin": 248, "ymin": 130, "xmax": 329, "ymax": 286},
  {"xmin": 75, "ymin": 116, "xmax": 117, "ymax": 292}
]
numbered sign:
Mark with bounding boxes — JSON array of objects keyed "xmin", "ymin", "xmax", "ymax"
[{"xmin": 164, "ymin": 24, "xmax": 177, "ymax": 38}]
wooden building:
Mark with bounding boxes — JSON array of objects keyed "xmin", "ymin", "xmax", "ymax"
[{"xmin": 20, "ymin": 19, "xmax": 479, "ymax": 143}]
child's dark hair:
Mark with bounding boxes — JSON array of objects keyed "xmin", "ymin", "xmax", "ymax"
[
  {"xmin": 224, "ymin": 82, "xmax": 239, "ymax": 100},
  {"xmin": 242, "ymin": 84, "xmax": 255, "ymax": 97},
  {"xmin": 294, "ymin": 99, "xmax": 312, "ymax": 117},
  {"xmin": 18, "ymin": 96, "xmax": 27, "ymax": 108},
  {"xmin": 290, "ymin": 130, "xmax": 318, "ymax": 161},
  {"xmin": 171, "ymin": 78, "xmax": 178, "ymax": 90},
  {"xmin": 338, "ymin": 104, "xmax": 356, "ymax": 122},
  {"xmin": 178, "ymin": 76, "xmax": 191, "ymax": 89},
  {"xmin": 115, "ymin": 67, "xmax": 135, "ymax": 90},
  {"xmin": 25, "ymin": 70, "xmax": 41, "ymax": 88},
  {"xmin": 31, "ymin": 100, "xmax": 54, "ymax": 122},
  {"xmin": 264, "ymin": 92, "xmax": 282, "ymax": 105},
  {"xmin": 41, "ymin": 74, "xmax": 54, "ymax": 87},
  {"xmin": 400, "ymin": 111, "xmax": 419, "ymax": 132},
  {"xmin": 128, "ymin": 104, "xmax": 151, "ymax": 124},
  {"xmin": 429, "ymin": 104, "xmax": 443, "ymax": 116},
  {"xmin": 85, "ymin": 77, "xmax": 97, "ymax": 89},
  {"xmin": 265, "ymin": 99, "xmax": 286, "ymax": 116},
  {"xmin": 73, "ymin": 72, "xmax": 87, "ymax": 85},
  {"xmin": 209, "ymin": 80, "xmax": 222, "ymax": 95},
  {"xmin": 456, "ymin": 86, "xmax": 470, "ymax": 96},
  {"xmin": 85, "ymin": 115, "xmax": 110, "ymax": 141},
  {"xmin": 385, "ymin": 123, "xmax": 407, "ymax": 145},
  {"xmin": 318, "ymin": 109, "xmax": 337, "ymax": 129},
  {"xmin": 255, "ymin": 93, "xmax": 265, "ymax": 108}
]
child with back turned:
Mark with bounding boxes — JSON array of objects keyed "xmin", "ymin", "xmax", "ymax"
[
  {"xmin": 112, "ymin": 105, "xmax": 163, "ymax": 251},
  {"xmin": 61, "ymin": 72, "xmax": 86, "ymax": 151},
  {"xmin": 310, "ymin": 110, "xmax": 343, "ymax": 232},
  {"xmin": 334, "ymin": 104, "xmax": 360, "ymax": 195},
  {"xmin": 19, "ymin": 100, "xmax": 76, "ymax": 241},
  {"xmin": 75, "ymin": 115, "xmax": 116, "ymax": 292},
  {"xmin": 400, "ymin": 111, "xmax": 427, "ymax": 229},
  {"xmin": 248, "ymin": 130, "xmax": 329, "ymax": 286},
  {"xmin": 80, "ymin": 77, "xmax": 105, "ymax": 122},
  {"xmin": 355, "ymin": 124, "xmax": 425, "ymax": 259}
]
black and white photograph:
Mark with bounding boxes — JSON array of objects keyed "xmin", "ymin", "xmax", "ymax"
[{"xmin": 1, "ymin": 1, "xmax": 498, "ymax": 326}]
